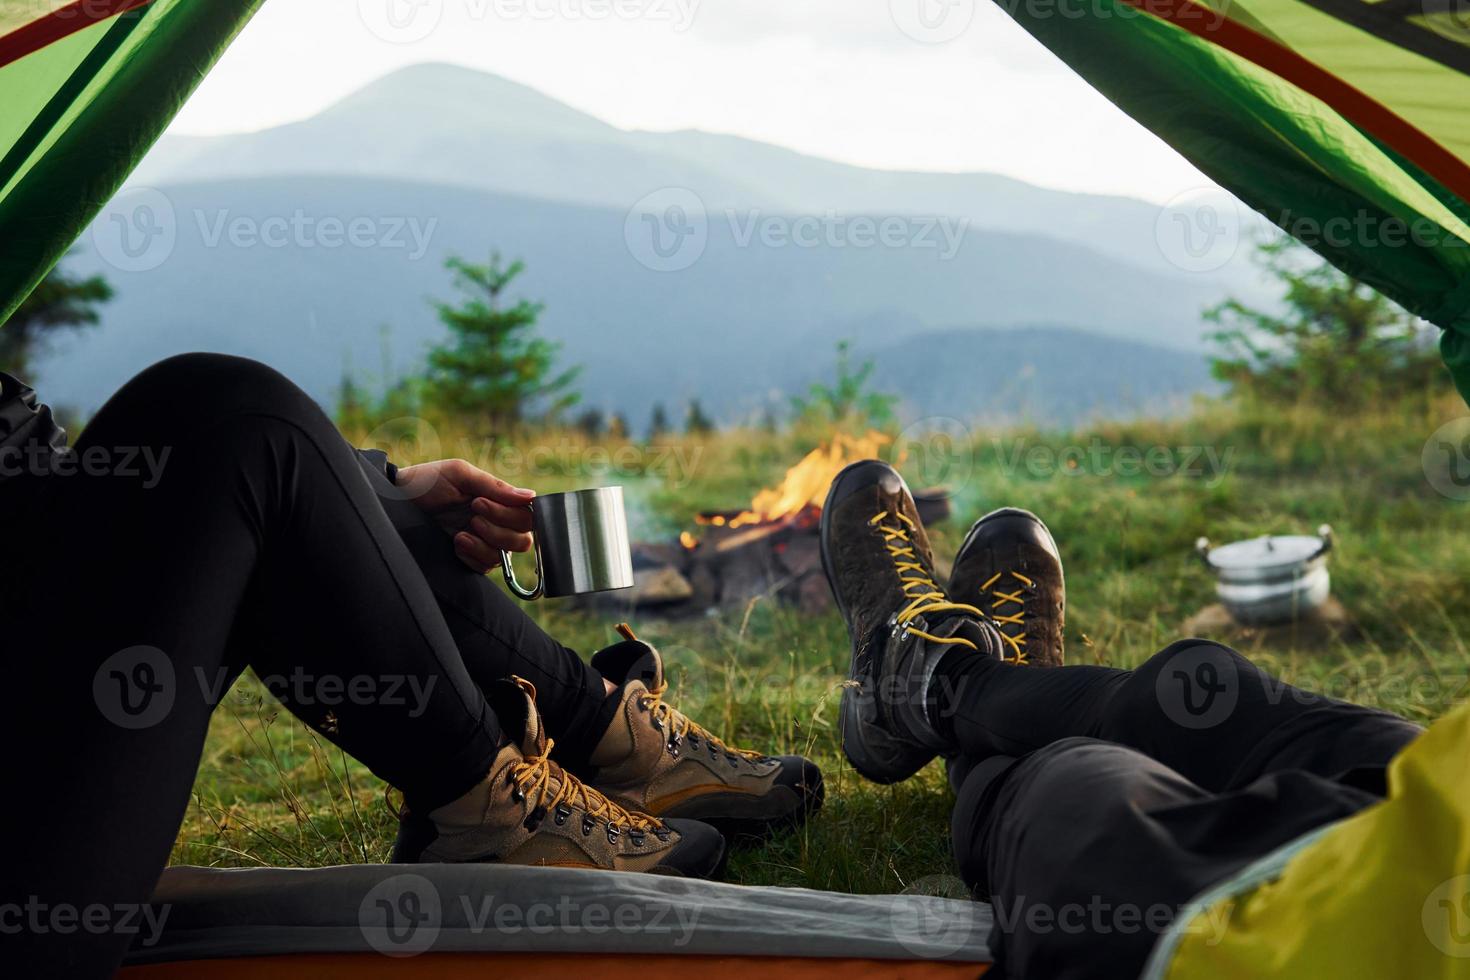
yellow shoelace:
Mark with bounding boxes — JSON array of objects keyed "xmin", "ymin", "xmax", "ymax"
[
  {"xmin": 869, "ymin": 509, "xmax": 984, "ymax": 648},
  {"xmin": 980, "ymin": 570, "xmax": 1033, "ymax": 665},
  {"xmin": 613, "ymin": 622, "xmax": 764, "ymax": 763},
  {"xmin": 512, "ymin": 738, "xmax": 661, "ymax": 832},
  {"xmin": 638, "ymin": 682, "xmax": 765, "ymax": 762}
]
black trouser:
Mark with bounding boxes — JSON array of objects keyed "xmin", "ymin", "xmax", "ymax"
[
  {"xmin": 371, "ymin": 453, "xmax": 611, "ymax": 775},
  {"xmin": 936, "ymin": 638, "xmax": 1423, "ymax": 979},
  {"xmin": 0, "ymin": 353, "xmax": 608, "ymax": 978}
]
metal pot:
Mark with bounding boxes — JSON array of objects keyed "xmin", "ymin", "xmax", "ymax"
[{"xmin": 1195, "ymin": 525, "xmax": 1333, "ymax": 625}]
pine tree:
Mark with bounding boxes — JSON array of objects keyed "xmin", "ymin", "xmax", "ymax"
[
  {"xmin": 575, "ymin": 407, "xmax": 606, "ymax": 438},
  {"xmin": 648, "ymin": 403, "xmax": 670, "ymax": 440},
  {"xmin": 425, "ymin": 253, "xmax": 579, "ymax": 427},
  {"xmin": 1206, "ymin": 236, "xmax": 1444, "ymax": 405},
  {"xmin": 685, "ymin": 398, "xmax": 716, "ymax": 435},
  {"xmin": 789, "ymin": 340, "xmax": 897, "ymax": 431},
  {"xmin": 1, "ymin": 259, "xmax": 112, "ymax": 378},
  {"xmin": 335, "ymin": 370, "xmax": 366, "ymax": 429}
]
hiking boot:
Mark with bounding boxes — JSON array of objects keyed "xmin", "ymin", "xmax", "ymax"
[
  {"xmin": 391, "ymin": 677, "xmax": 725, "ymax": 878},
  {"xmin": 820, "ymin": 460, "xmax": 1004, "ymax": 784},
  {"xmin": 949, "ymin": 507, "xmax": 1065, "ymax": 668},
  {"xmin": 943, "ymin": 508, "xmax": 1065, "ymax": 791},
  {"xmin": 587, "ymin": 625, "xmax": 824, "ymax": 841}
]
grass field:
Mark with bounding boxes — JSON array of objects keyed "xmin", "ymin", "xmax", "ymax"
[{"xmin": 172, "ymin": 390, "xmax": 1470, "ymax": 894}]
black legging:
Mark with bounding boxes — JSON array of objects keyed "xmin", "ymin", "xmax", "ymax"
[
  {"xmin": 369, "ymin": 453, "xmax": 611, "ymax": 775},
  {"xmin": 0, "ymin": 353, "xmax": 608, "ymax": 978},
  {"xmin": 935, "ymin": 640, "xmax": 1423, "ymax": 979}
]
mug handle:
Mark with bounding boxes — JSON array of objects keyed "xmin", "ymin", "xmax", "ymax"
[{"xmin": 500, "ymin": 503, "xmax": 544, "ymax": 600}]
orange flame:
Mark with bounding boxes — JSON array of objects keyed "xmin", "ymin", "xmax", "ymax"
[
  {"xmin": 679, "ymin": 530, "xmax": 698, "ymax": 549},
  {"xmin": 709, "ymin": 431, "xmax": 890, "ymax": 529}
]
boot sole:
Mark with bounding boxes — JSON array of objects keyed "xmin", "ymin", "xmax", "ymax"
[
  {"xmin": 820, "ymin": 461, "xmax": 937, "ymax": 785},
  {"xmin": 652, "ymin": 848, "xmax": 728, "ymax": 880},
  {"xmin": 662, "ymin": 770, "xmax": 826, "ymax": 844},
  {"xmin": 400, "ymin": 843, "xmax": 728, "ymax": 880},
  {"xmin": 394, "ymin": 816, "xmax": 727, "ymax": 881},
  {"xmin": 655, "ymin": 820, "xmax": 729, "ymax": 879},
  {"xmin": 698, "ymin": 810, "xmax": 806, "ymax": 844},
  {"xmin": 657, "ymin": 840, "xmax": 728, "ymax": 880}
]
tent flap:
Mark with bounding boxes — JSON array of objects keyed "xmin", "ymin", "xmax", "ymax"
[
  {"xmin": 0, "ymin": 0, "xmax": 263, "ymax": 326},
  {"xmin": 995, "ymin": 0, "xmax": 1470, "ymax": 403}
]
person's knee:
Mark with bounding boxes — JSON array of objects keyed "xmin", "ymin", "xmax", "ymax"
[
  {"xmin": 148, "ymin": 353, "xmax": 313, "ymax": 409},
  {"xmin": 951, "ymin": 740, "xmax": 1116, "ymax": 896},
  {"xmin": 117, "ymin": 353, "xmax": 325, "ymax": 435},
  {"xmin": 969, "ymin": 739, "xmax": 1208, "ymax": 980},
  {"xmin": 1134, "ymin": 638, "xmax": 1249, "ymax": 685}
]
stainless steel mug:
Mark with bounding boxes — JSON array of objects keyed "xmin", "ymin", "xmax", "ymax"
[{"xmin": 500, "ymin": 486, "xmax": 635, "ymax": 600}]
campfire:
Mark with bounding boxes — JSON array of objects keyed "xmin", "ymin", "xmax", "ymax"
[
  {"xmin": 596, "ymin": 433, "xmax": 951, "ymax": 615},
  {"xmin": 690, "ymin": 431, "xmax": 888, "ymax": 548}
]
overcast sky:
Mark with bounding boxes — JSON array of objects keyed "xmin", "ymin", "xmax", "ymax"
[{"xmin": 168, "ymin": 0, "xmax": 1218, "ymax": 204}]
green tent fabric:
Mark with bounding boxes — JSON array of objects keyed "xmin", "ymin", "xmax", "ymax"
[
  {"xmin": 0, "ymin": 0, "xmax": 262, "ymax": 327},
  {"xmin": 995, "ymin": 0, "xmax": 1470, "ymax": 404},
  {"xmin": 1, "ymin": 0, "xmax": 1470, "ymax": 402}
]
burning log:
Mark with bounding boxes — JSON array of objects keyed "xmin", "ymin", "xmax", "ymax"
[
  {"xmin": 586, "ymin": 434, "xmax": 955, "ymax": 615},
  {"xmin": 693, "ymin": 432, "xmax": 888, "ymax": 529}
]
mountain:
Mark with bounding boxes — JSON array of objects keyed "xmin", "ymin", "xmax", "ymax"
[
  {"xmin": 131, "ymin": 63, "xmax": 1269, "ymax": 290},
  {"xmin": 34, "ymin": 63, "xmax": 1256, "ymax": 422},
  {"xmin": 41, "ymin": 175, "xmax": 1227, "ymax": 423},
  {"xmin": 859, "ymin": 327, "xmax": 1214, "ymax": 424},
  {"xmin": 128, "ymin": 65, "xmax": 784, "ymax": 235}
]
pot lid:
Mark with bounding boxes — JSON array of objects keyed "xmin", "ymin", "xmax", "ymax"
[{"xmin": 1205, "ymin": 534, "xmax": 1326, "ymax": 572}]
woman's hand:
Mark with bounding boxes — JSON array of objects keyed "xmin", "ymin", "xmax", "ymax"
[{"xmin": 395, "ymin": 459, "xmax": 534, "ymax": 573}]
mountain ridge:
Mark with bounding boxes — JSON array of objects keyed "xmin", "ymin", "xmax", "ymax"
[
  {"xmin": 131, "ymin": 62, "xmax": 1266, "ymax": 291},
  {"xmin": 40, "ymin": 64, "xmax": 1252, "ymax": 423}
]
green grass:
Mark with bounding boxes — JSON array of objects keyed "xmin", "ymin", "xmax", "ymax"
[{"xmin": 172, "ymin": 391, "xmax": 1470, "ymax": 892}]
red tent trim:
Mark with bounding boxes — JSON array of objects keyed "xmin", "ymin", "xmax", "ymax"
[
  {"xmin": 1125, "ymin": 0, "xmax": 1470, "ymax": 205},
  {"xmin": 0, "ymin": 0, "xmax": 154, "ymax": 71}
]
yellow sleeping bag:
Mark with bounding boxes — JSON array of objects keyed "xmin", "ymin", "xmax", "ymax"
[{"xmin": 1153, "ymin": 700, "xmax": 1470, "ymax": 978}]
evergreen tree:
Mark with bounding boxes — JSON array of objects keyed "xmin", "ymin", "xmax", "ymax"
[
  {"xmin": 425, "ymin": 253, "xmax": 579, "ymax": 426},
  {"xmin": 1206, "ymin": 236, "xmax": 1444, "ymax": 405},
  {"xmin": 685, "ymin": 398, "xmax": 716, "ymax": 435},
  {"xmin": 1, "ymin": 259, "xmax": 112, "ymax": 378},
  {"xmin": 790, "ymin": 340, "xmax": 897, "ymax": 431},
  {"xmin": 575, "ymin": 406, "xmax": 606, "ymax": 438},
  {"xmin": 335, "ymin": 370, "xmax": 366, "ymax": 429},
  {"xmin": 648, "ymin": 403, "xmax": 670, "ymax": 440}
]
